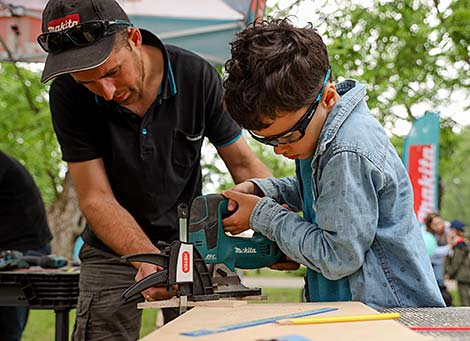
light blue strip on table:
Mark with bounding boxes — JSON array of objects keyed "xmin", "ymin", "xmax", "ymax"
[
  {"xmin": 271, "ymin": 335, "xmax": 312, "ymax": 341},
  {"xmin": 180, "ymin": 307, "xmax": 337, "ymax": 337}
]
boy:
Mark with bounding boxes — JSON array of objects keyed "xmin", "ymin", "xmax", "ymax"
[
  {"xmin": 222, "ymin": 18, "xmax": 445, "ymax": 308},
  {"xmin": 447, "ymin": 220, "xmax": 470, "ymax": 306}
]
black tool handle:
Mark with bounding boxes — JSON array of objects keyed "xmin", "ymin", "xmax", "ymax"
[
  {"xmin": 121, "ymin": 269, "xmax": 169, "ymax": 301},
  {"xmin": 121, "ymin": 253, "xmax": 168, "ymax": 268}
]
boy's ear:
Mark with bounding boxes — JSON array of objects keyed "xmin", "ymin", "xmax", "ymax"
[{"xmin": 324, "ymin": 83, "xmax": 338, "ymax": 111}]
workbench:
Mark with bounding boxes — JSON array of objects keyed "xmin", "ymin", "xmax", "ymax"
[
  {"xmin": 0, "ymin": 268, "xmax": 79, "ymax": 341},
  {"xmin": 140, "ymin": 301, "xmax": 430, "ymax": 341}
]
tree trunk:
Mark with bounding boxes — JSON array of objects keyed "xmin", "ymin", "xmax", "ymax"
[{"xmin": 46, "ymin": 172, "xmax": 85, "ymax": 258}]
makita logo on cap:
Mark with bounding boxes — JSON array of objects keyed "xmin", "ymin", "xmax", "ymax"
[{"xmin": 47, "ymin": 14, "xmax": 80, "ymax": 32}]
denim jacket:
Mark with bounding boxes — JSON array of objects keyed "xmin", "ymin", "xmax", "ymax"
[{"xmin": 250, "ymin": 80, "xmax": 445, "ymax": 308}]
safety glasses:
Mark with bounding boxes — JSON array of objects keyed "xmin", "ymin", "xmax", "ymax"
[
  {"xmin": 249, "ymin": 66, "xmax": 331, "ymax": 147},
  {"xmin": 37, "ymin": 20, "xmax": 132, "ymax": 53}
]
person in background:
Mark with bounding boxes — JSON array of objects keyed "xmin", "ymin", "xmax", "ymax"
[
  {"xmin": 424, "ymin": 212, "xmax": 452, "ymax": 306},
  {"xmin": 0, "ymin": 151, "xmax": 52, "ymax": 341},
  {"xmin": 37, "ymin": 0, "xmax": 271, "ymax": 339},
  {"xmin": 447, "ymin": 220, "xmax": 470, "ymax": 306},
  {"xmin": 422, "ymin": 223, "xmax": 438, "ymax": 258},
  {"xmin": 221, "ymin": 18, "xmax": 444, "ymax": 309}
]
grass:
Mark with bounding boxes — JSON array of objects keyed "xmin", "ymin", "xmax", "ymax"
[
  {"xmin": 243, "ymin": 267, "xmax": 306, "ymax": 278},
  {"xmin": 254, "ymin": 287, "xmax": 303, "ymax": 304},
  {"xmin": 22, "ymin": 308, "xmax": 160, "ymax": 340}
]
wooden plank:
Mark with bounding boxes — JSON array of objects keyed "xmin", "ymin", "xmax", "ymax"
[
  {"xmin": 138, "ymin": 297, "xmax": 248, "ymax": 309},
  {"xmin": 140, "ymin": 302, "xmax": 431, "ymax": 341}
]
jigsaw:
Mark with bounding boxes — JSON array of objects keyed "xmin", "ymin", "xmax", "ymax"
[
  {"xmin": 188, "ymin": 193, "xmax": 283, "ymax": 271},
  {"xmin": 121, "ymin": 194, "xmax": 283, "ymax": 308}
]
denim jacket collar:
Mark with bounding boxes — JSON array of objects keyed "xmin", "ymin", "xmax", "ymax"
[{"xmin": 313, "ymin": 80, "xmax": 366, "ymax": 161}]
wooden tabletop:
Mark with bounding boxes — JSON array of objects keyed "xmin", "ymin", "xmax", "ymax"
[{"xmin": 141, "ymin": 301, "xmax": 430, "ymax": 341}]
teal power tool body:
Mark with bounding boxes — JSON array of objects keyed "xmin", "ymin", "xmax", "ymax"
[
  {"xmin": 188, "ymin": 193, "xmax": 283, "ymax": 271},
  {"xmin": 121, "ymin": 194, "xmax": 284, "ymax": 304}
]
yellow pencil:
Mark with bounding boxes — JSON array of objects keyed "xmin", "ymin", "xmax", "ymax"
[{"xmin": 277, "ymin": 312, "xmax": 401, "ymax": 325}]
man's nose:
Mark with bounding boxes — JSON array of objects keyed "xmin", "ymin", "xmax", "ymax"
[{"xmin": 97, "ymin": 79, "xmax": 116, "ymax": 101}]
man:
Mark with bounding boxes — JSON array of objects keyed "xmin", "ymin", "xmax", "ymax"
[
  {"xmin": 37, "ymin": 0, "xmax": 270, "ymax": 339},
  {"xmin": 0, "ymin": 151, "xmax": 52, "ymax": 341}
]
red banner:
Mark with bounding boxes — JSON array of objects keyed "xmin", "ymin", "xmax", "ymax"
[{"xmin": 408, "ymin": 144, "xmax": 436, "ymax": 223}]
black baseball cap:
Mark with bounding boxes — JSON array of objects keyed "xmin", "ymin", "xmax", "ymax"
[{"xmin": 40, "ymin": 0, "xmax": 130, "ymax": 83}]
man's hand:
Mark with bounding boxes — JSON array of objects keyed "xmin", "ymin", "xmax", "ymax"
[
  {"xmin": 135, "ymin": 262, "xmax": 177, "ymax": 301},
  {"xmin": 222, "ymin": 190, "xmax": 261, "ymax": 235}
]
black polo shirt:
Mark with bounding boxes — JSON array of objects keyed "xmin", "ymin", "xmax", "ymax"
[
  {"xmin": 49, "ymin": 30, "xmax": 241, "ymax": 252},
  {"xmin": 0, "ymin": 151, "xmax": 52, "ymax": 251}
]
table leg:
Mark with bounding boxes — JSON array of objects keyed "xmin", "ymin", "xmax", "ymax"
[{"xmin": 54, "ymin": 308, "xmax": 70, "ymax": 341}]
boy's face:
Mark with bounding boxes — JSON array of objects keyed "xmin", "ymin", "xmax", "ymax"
[{"xmin": 251, "ymin": 83, "xmax": 337, "ymax": 160}]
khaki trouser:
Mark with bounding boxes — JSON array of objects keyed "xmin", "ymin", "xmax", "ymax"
[{"xmin": 73, "ymin": 243, "xmax": 142, "ymax": 341}]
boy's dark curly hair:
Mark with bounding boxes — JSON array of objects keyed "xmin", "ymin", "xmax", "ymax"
[{"xmin": 224, "ymin": 18, "xmax": 330, "ymax": 131}]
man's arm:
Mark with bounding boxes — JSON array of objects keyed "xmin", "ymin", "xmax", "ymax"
[
  {"xmin": 68, "ymin": 158, "xmax": 174, "ymax": 300},
  {"xmin": 68, "ymin": 158, "xmax": 157, "ymax": 256},
  {"xmin": 216, "ymin": 136, "xmax": 271, "ymax": 183}
]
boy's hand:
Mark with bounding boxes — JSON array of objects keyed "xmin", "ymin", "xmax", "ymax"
[
  {"xmin": 226, "ymin": 181, "xmax": 256, "ymax": 211},
  {"xmin": 222, "ymin": 189, "xmax": 260, "ymax": 235}
]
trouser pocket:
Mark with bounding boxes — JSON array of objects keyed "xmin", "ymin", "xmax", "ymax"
[{"xmin": 72, "ymin": 292, "xmax": 93, "ymax": 341}]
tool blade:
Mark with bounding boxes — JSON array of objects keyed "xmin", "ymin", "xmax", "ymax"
[{"xmin": 210, "ymin": 264, "xmax": 261, "ymax": 297}]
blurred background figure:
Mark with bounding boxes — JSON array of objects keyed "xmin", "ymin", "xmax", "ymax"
[
  {"xmin": 447, "ymin": 220, "xmax": 470, "ymax": 306},
  {"xmin": 424, "ymin": 212, "xmax": 452, "ymax": 306},
  {"xmin": 0, "ymin": 150, "xmax": 52, "ymax": 341}
]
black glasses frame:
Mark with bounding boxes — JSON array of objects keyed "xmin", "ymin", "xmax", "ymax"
[
  {"xmin": 249, "ymin": 66, "xmax": 332, "ymax": 147},
  {"xmin": 37, "ymin": 20, "xmax": 132, "ymax": 53}
]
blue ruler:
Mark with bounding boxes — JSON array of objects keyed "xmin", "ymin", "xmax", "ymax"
[{"xmin": 180, "ymin": 307, "xmax": 337, "ymax": 337}]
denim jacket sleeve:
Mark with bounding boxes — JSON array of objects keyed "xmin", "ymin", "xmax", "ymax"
[
  {"xmin": 250, "ymin": 176, "xmax": 304, "ymax": 212},
  {"xmin": 250, "ymin": 151, "xmax": 385, "ymax": 280}
]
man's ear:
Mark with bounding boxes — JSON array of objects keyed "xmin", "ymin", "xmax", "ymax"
[{"xmin": 128, "ymin": 27, "xmax": 142, "ymax": 48}]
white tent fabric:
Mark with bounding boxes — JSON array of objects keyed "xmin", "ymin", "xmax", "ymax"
[
  {"xmin": 0, "ymin": 0, "xmax": 265, "ymax": 65},
  {"xmin": 119, "ymin": 0, "xmax": 243, "ymax": 20}
]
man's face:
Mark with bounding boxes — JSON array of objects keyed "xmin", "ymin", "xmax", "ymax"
[{"xmin": 71, "ymin": 41, "xmax": 144, "ymax": 105}]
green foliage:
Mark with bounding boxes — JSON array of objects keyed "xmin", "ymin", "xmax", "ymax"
[
  {"xmin": 268, "ymin": 0, "xmax": 469, "ymax": 222},
  {"xmin": 321, "ymin": 0, "xmax": 470, "ymax": 126},
  {"xmin": 201, "ymin": 134, "xmax": 295, "ymax": 193},
  {"xmin": 439, "ymin": 118, "xmax": 461, "ymax": 177},
  {"xmin": 441, "ymin": 127, "xmax": 470, "ymax": 224},
  {"xmin": 0, "ymin": 63, "xmax": 63, "ymax": 204},
  {"xmin": 247, "ymin": 138, "xmax": 296, "ymax": 178}
]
